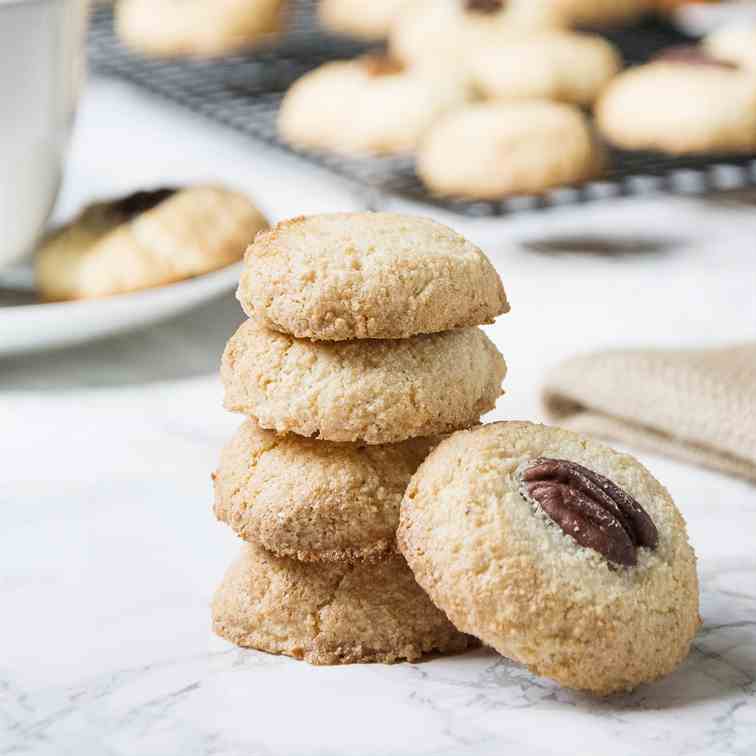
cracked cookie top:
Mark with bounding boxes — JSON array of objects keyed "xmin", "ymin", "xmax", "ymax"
[{"xmin": 237, "ymin": 212, "xmax": 509, "ymax": 341}]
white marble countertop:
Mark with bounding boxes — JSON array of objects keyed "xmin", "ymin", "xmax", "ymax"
[{"xmin": 2, "ymin": 78, "xmax": 756, "ymax": 756}]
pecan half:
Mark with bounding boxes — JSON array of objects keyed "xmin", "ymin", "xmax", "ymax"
[
  {"xmin": 362, "ymin": 55, "xmax": 405, "ymax": 77},
  {"xmin": 110, "ymin": 187, "xmax": 178, "ymax": 222},
  {"xmin": 654, "ymin": 46, "xmax": 737, "ymax": 70},
  {"xmin": 466, "ymin": 0, "xmax": 504, "ymax": 14},
  {"xmin": 519, "ymin": 458, "xmax": 658, "ymax": 567}
]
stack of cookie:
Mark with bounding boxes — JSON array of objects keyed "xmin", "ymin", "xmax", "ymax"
[{"xmin": 211, "ymin": 211, "xmax": 509, "ymax": 664}]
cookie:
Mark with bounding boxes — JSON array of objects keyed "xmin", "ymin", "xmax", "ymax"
[
  {"xmin": 278, "ymin": 55, "xmax": 469, "ymax": 156},
  {"xmin": 213, "ymin": 419, "xmax": 437, "ymax": 562},
  {"xmin": 35, "ymin": 186, "xmax": 267, "ymax": 302},
  {"xmin": 237, "ymin": 213, "xmax": 508, "ymax": 340},
  {"xmin": 318, "ymin": 0, "xmax": 417, "ymax": 40},
  {"xmin": 212, "ymin": 543, "xmax": 477, "ymax": 664},
  {"xmin": 553, "ymin": 0, "xmax": 650, "ymax": 27},
  {"xmin": 703, "ymin": 25, "xmax": 756, "ymax": 72},
  {"xmin": 398, "ymin": 422, "xmax": 700, "ymax": 694},
  {"xmin": 596, "ymin": 50, "xmax": 756, "ymax": 155},
  {"xmin": 389, "ymin": 0, "xmax": 562, "ymax": 69},
  {"xmin": 221, "ymin": 320, "xmax": 506, "ymax": 444},
  {"xmin": 116, "ymin": 0, "xmax": 284, "ymax": 58},
  {"xmin": 471, "ymin": 31, "xmax": 621, "ymax": 106},
  {"xmin": 417, "ymin": 101, "xmax": 603, "ymax": 199}
]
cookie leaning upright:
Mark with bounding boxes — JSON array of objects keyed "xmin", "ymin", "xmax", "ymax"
[
  {"xmin": 237, "ymin": 213, "xmax": 508, "ymax": 340},
  {"xmin": 398, "ymin": 422, "xmax": 700, "ymax": 693}
]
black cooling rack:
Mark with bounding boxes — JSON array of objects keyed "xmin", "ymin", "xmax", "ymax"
[{"xmin": 88, "ymin": 3, "xmax": 756, "ymax": 217}]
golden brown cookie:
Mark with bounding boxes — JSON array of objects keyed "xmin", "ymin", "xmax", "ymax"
[
  {"xmin": 36, "ymin": 186, "xmax": 267, "ymax": 301},
  {"xmin": 398, "ymin": 422, "xmax": 700, "ymax": 694},
  {"xmin": 417, "ymin": 101, "xmax": 603, "ymax": 199},
  {"xmin": 214, "ymin": 419, "xmax": 437, "ymax": 562},
  {"xmin": 212, "ymin": 543, "xmax": 477, "ymax": 664},
  {"xmin": 116, "ymin": 0, "xmax": 285, "ymax": 57},
  {"xmin": 237, "ymin": 213, "xmax": 508, "ymax": 340},
  {"xmin": 278, "ymin": 55, "xmax": 470, "ymax": 156},
  {"xmin": 221, "ymin": 320, "xmax": 507, "ymax": 444},
  {"xmin": 596, "ymin": 51, "xmax": 756, "ymax": 154}
]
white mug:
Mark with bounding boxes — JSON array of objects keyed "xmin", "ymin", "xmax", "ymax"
[{"xmin": 0, "ymin": 0, "xmax": 89, "ymax": 269}]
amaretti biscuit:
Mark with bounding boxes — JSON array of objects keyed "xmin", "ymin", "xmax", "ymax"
[
  {"xmin": 116, "ymin": 0, "xmax": 285, "ymax": 57},
  {"xmin": 221, "ymin": 320, "xmax": 506, "ymax": 444},
  {"xmin": 471, "ymin": 31, "xmax": 621, "ymax": 106},
  {"xmin": 213, "ymin": 419, "xmax": 437, "ymax": 562},
  {"xmin": 596, "ymin": 48, "xmax": 756, "ymax": 155},
  {"xmin": 237, "ymin": 213, "xmax": 508, "ymax": 341},
  {"xmin": 212, "ymin": 543, "xmax": 477, "ymax": 664},
  {"xmin": 278, "ymin": 55, "xmax": 469, "ymax": 156},
  {"xmin": 389, "ymin": 0, "xmax": 562, "ymax": 69},
  {"xmin": 398, "ymin": 422, "xmax": 700, "ymax": 694},
  {"xmin": 36, "ymin": 186, "xmax": 267, "ymax": 301},
  {"xmin": 417, "ymin": 101, "xmax": 603, "ymax": 199},
  {"xmin": 318, "ymin": 0, "xmax": 417, "ymax": 41}
]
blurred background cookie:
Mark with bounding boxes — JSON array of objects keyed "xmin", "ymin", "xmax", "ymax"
[
  {"xmin": 116, "ymin": 0, "xmax": 286, "ymax": 57},
  {"xmin": 389, "ymin": 0, "xmax": 563, "ymax": 70},
  {"xmin": 278, "ymin": 54, "xmax": 470, "ymax": 155},
  {"xmin": 471, "ymin": 30, "xmax": 621, "ymax": 106},
  {"xmin": 36, "ymin": 186, "xmax": 267, "ymax": 301},
  {"xmin": 596, "ymin": 46, "xmax": 756, "ymax": 154},
  {"xmin": 318, "ymin": 0, "xmax": 418, "ymax": 40},
  {"xmin": 703, "ymin": 24, "xmax": 756, "ymax": 71},
  {"xmin": 417, "ymin": 101, "xmax": 603, "ymax": 199}
]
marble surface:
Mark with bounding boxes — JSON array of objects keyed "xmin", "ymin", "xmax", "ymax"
[{"xmin": 2, "ymin": 78, "xmax": 756, "ymax": 756}]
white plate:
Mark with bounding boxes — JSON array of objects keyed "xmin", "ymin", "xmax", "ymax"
[{"xmin": 0, "ymin": 262, "xmax": 242, "ymax": 356}]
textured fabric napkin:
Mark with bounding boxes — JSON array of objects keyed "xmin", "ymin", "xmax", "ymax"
[{"xmin": 542, "ymin": 343, "xmax": 756, "ymax": 482}]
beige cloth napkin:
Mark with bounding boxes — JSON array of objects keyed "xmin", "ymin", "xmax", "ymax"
[{"xmin": 542, "ymin": 343, "xmax": 756, "ymax": 482}]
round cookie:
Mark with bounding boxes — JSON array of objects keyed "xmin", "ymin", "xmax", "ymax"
[
  {"xmin": 318, "ymin": 0, "xmax": 417, "ymax": 41},
  {"xmin": 552, "ymin": 0, "xmax": 651, "ymax": 27},
  {"xmin": 213, "ymin": 419, "xmax": 437, "ymax": 562},
  {"xmin": 237, "ymin": 212, "xmax": 508, "ymax": 341},
  {"xmin": 212, "ymin": 543, "xmax": 477, "ymax": 664},
  {"xmin": 36, "ymin": 186, "xmax": 267, "ymax": 302},
  {"xmin": 703, "ymin": 25, "xmax": 756, "ymax": 72},
  {"xmin": 221, "ymin": 320, "xmax": 506, "ymax": 444},
  {"xmin": 417, "ymin": 101, "xmax": 603, "ymax": 199},
  {"xmin": 116, "ymin": 0, "xmax": 284, "ymax": 58},
  {"xmin": 278, "ymin": 55, "xmax": 470, "ymax": 156},
  {"xmin": 398, "ymin": 422, "xmax": 700, "ymax": 694},
  {"xmin": 596, "ymin": 50, "xmax": 756, "ymax": 155},
  {"xmin": 389, "ymin": 0, "xmax": 563, "ymax": 69},
  {"xmin": 471, "ymin": 31, "xmax": 621, "ymax": 107}
]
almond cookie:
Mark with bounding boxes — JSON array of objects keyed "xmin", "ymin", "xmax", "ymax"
[
  {"xmin": 36, "ymin": 186, "xmax": 267, "ymax": 301},
  {"xmin": 417, "ymin": 101, "xmax": 603, "ymax": 199},
  {"xmin": 318, "ymin": 0, "xmax": 417, "ymax": 41},
  {"xmin": 398, "ymin": 422, "xmax": 700, "ymax": 694},
  {"xmin": 596, "ymin": 48, "xmax": 756, "ymax": 155},
  {"xmin": 212, "ymin": 543, "xmax": 477, "ymax": 664},
  {"xmin": 471, "ymin": 31, "xmax": 621, "ymax": 106},
  {"xmin": 703, "ymin": 25, "xmax": 756, "ymax": 72},
  {"xmin": 237, "ymin": 213, "xmax": 508, "ymax": 341},
  {"xmin": 214, "ymin": 419, "xmax": 438, "ymax": 562},
  {"xmin": 389, "ymin": 0, "xmax": 563, "ymax": 70},
  {"xmin": 116, "ymin": 0, "xmax": 284, "ymax": 58},
  {"xmin": 221, "ymin": 321, "xmax": 506, "ymax": 444},
  {"xmin": 278, "ymin": 55, "xmax": 470, "ymax": 156}
]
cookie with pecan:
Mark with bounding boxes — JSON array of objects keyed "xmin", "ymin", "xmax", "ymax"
[{"xmin": 398, "ymin": 421, "xmax": 700, "ymax": 694}]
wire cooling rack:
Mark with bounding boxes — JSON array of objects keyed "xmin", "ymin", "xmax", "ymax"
[{"xmin": 88, "ymin": 3, "xmax": 756, "ymax": 217}]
